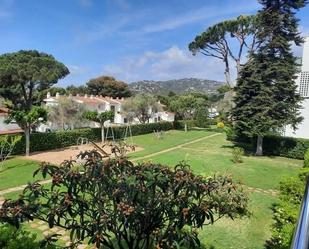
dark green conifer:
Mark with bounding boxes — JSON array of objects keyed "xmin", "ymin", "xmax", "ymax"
[{"xmin": 232, "ymin": 0, "xmax": 307, "ymax": 155}]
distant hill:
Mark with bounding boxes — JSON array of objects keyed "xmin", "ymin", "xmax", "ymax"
[{"xmin": 129, "ymin": 78, "xmax": 225, "ymax": 95}]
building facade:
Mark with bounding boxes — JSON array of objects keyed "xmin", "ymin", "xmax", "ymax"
[
  {"xmin": 285, "ymin": 37, "xmax": 309, "ymax": 139},
  {"xmin": 38, "ymin": 93, "xmax": 175, "ymax": 132}
]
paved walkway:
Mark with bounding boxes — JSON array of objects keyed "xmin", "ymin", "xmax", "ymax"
[{"xmin": 0, "ymin": 179, "xmax": 52, "ymax": 197}]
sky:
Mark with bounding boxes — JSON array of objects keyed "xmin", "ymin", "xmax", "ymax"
[{"xmin": 0, "ymin": 0, "xmax": 309, "ymax": 87}]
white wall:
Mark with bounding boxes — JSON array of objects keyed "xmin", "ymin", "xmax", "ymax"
[
  {"xmin": 285, "ymin": 99, "xmax": 309, "ymax": 138},
  {"xmin": 0, "ymin": 116, "xmax": 20, "ymax": 131},
  {"xmin": 285, "ymin": 37, "xmax": 309, "ymax": 139}
]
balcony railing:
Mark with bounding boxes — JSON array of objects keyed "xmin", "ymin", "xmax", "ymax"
[{"xmin": 291, "ymin": 177, "xmax": 309, "ymax": 249}]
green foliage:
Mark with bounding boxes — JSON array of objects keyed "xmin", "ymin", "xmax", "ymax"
[
  {"xmin": 0, "ymin": 151, "xmax": 248, "ymax": 249},
  {"xmin": 232, "ymin": 147, "xmax": 244, "ymax": 163},
  {"xmin": 86, "ymin": 75, "xmax": 131, "ymax": 97},
  {"xmin": 36, "ymin": 87, "xmax": 67, "ymax": 102},
  {"xmin": 66, "ymin": 85, "xmax": 88, "ymax": 95},
  {"xmin": 0, "ymin": 50, "xmax": 69, "ymax": 110},
  {"xmin": 194, "ymin": 108, "xmax": 210, "ymax": 128},
  {"xmin": 189, "ymin": 15, "xmax": 258, "ymax": 85},
  {"xmin": 231, "ymin": 1, "xmax": 306, "ymax": 155},
  {"xmin": 10, "ymin": 122, "xmax": 174, "ymax": 154},
  {"xmin": 47, "ymin": 98, "xmax": 86, "ymax": 130},
  {"xmin": 266, "ymin": 168, "xmax": 309, "ymax": 249},
  {"xmin": 169, "ymin": 94, "xmax": 208, "ymax": 121},
  {"xmin": 83, "ymin": 110, "xmax": 114, "ymax": 125},
  {"xmin": 122, "ymin": 94, "xmax": 160, "ymax": 123},
  {"xmin": 304, "ymin": 149, "xmax": 309, "ymax": 167},
  {"xmin": 6, "ymin": 106, "xmax": 48, "ymax": 130},
  {"xmin": 231, "ymin": 132, "xmax": 309, "ymax": 160},
  {"xmin": 0, "ymin": 136, "xmax": 21, "ymax": 167},
  {"xmin": 0, "ymin": 224, "xmax": 56, "ymax": 249}
]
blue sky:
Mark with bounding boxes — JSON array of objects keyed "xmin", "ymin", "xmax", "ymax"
[{"xmin": 0, "ymin": 0, "xmax": 309, "ymax": 86}]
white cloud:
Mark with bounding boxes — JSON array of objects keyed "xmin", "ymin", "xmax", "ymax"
[
  {"xmin": 68, "ymin": 65, "xmax": 90, "ymax": 75},
  {"xmin": 102, "ymin": 46, "xmax": 235, "ymax": 82},
  {"xmin": 141, "ymin": 2, "xmax": 259, "ymax": 34}
]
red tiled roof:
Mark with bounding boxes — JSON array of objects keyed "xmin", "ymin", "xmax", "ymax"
[{"xmin": 0, "ymin": 129, "xmax": 23, "ymax": 135}]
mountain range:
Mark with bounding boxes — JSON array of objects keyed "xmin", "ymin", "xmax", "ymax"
[{"xmin": 129, "ymin": 78, "xmax": 225, "ymax": 95}]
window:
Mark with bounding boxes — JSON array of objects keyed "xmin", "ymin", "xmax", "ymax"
[
  {"xmin": 299, "ymin": 71, "xmax": 309, "ymax": 98},
  {"xmin": 110, "ymin": 106, "xmax": 116, "ymax": 112},
  {"xmin": 124, "ymin": 118, "xmax": 128, "ymax": 123}
]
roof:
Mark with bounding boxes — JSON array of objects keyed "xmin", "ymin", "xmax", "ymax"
[
  {"xmin": 0, "ymin": 129, "xmax": 23, "ymax": 135},
  {"xmin": 43, "ymin": 95, "xmax": 123, "ymax": 105},
  {"xmin": 0, "ymin": 107, "xmax": 9, "ymax": 117}
]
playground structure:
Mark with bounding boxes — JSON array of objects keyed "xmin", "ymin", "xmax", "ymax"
[
  {"xmin": 123, "ymin": 124, "xmax": 133, "ymax": 145},
  {"xmin": 153, "ymin": 130, "xmax": 164, "ymax": 139}
]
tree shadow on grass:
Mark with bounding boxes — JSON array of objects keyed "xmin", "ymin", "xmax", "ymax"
[{"xmin": 0, "ymin": 159, "xmax": 37, "ymax": 174}]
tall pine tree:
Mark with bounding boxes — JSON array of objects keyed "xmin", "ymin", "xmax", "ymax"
[{"xmin": 232, "ymin": 0, "xmax": 307, "ymax": 156}]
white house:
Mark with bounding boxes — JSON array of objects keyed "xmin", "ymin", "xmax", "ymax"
[
  {"xmin": 285, "ymin": 37, "xmax": 309, "ymax": 139},
  {"xmin": 39, "ymin": 93, "xmax": 175, "ymax": 131},
  {"xmin": 0, "ymin": 107, "xmax": 22, "ymax": 135}
]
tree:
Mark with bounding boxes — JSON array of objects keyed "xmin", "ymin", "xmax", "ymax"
[
  {"xmin": 169, "ymin": 94, "xmax": 208, "ymax": 120},
  {"xmin": 5, "ymin": 106, "xmax": 47, "ymax": 156},
  {"xmin": 83, "ymin": 110, "xmax": 114, "ymax": 143},
  {"xmin": 0, "ymin": 136, "xmax": 21, "ymax": 170},
  {"xmin": 86, "ymin": 76, "xmax": 131, "ymax": 98},
  {"xmin": 189, "ymin": 15, "xmax": 259, "ymax": 86},
  {"xmin": 36, "ymin": 87, "xmax": 67, "ymax": 102},
  {"xmin": 47, "ymin": 97, "xmax": 86, "ymax": 131},
  {"xmin": 66, "ymin": 84, "xmax": 88, "ymax": 96},
  {"xmin": 231, "ymin": 0, "xmax": 306, "ymax": 156},
  {"xmin": 122, "ymin": 94, "xmax": 161, "ymax": 123},
  {"xmin": 0, "ymin": 50, "xmax": 69, "ymax": 156},
  {"xmin": 0, "ymin": 150, "xmax": 249, "ymax": 249},
  {"xmin": 0, "ymin": 50, "xmax": 69, "ymax": 110}
]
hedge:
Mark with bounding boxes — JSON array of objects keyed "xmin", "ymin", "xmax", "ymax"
[
  {"xmin": 10, "ymin": 121, "xmax": 174, "ymax": 155},
  {"xmin": 228, "ymin": 130, "xmax": 309, "ymax": 160}
]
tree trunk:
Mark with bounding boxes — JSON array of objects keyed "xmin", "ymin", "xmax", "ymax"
[
  {"xmin": 255, "ymin": 135, "xmax": 263, "ymax": 156},
  {"xmin": 236, "ymin": 59, "xmax": 241, "ymax": 79},
  {"xmin": 184, "ymin": 123, "xmax": 188, "ymax": 132},
  {"xmin": 25, "ymin": 126, "xmax": 30, "ymax": 156},
  {"xmin": 224, "ymin": 63, "xmax": 232, "ymax": 87},
  {"xmin": 101, "ymin": 124, "xmax": 105, "ymax": 144}
]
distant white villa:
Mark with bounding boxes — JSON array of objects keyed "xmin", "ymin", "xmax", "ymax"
[
  {"xmin": 37, "ymin": 93, "xmax": 175, "ymax": 132},
  {"xmin": 285, "ymin": 37, "xmax": 309, "ymax": 139}
]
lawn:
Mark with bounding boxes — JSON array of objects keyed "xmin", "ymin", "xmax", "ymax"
[
  {"xmin": 0, "ymin": 129, "xmax": 303, "ymax": 249},
  {"xmin": 0, "ymin": 157, "xmax": 43, "ymax": 191},
  {"xmin": 132, "ymin": 131, "xmax": 302, "ymax": 249}
]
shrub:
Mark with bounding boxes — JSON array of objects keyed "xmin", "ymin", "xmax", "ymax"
[
  {"xmin": 173, "ymin": 120, "xmax": 196, "ymax": 130},
  {"xmin": 0, "ymin": 224, "xmax": 56, "ymax": 249},
  {"xmin": 217, "ymin": 122, "xmax": 225, "ymax": 129},
  {"xmin": 232, "ymin": 147, "xmax": 244, "ymax": 163},
  {"xmin": 0, "ymin": 151, "xmax": 249, "ymax": 249},
  {"xmin": 304, "ymin": 149, "xmax": 309, "ymax": 167},
  {"xmin": 224, "ymin": 126, "xmax": 237, "ymax": 141},
  {"xmin": 266, "ymin": 167, "xmax": 309, "ymax": 249},
  {"xmin": 9, "ymin": 121, "xmax": 173, "ymax": 155},
  {"xmin": 231, "ymin": 133, "xmax": 309, "ymax": 160}
]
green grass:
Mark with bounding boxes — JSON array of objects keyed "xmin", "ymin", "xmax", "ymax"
[
  {"xmin": 0, "ymin": 130, "xmax": 303, "ymax": 249},
  {"xmin": 0, "ymin": 157, "xmax": 43, "ymax": 191},
  {"xmin": 129, "ymin": 129, "xmax": 215, "ymax": 159},
  {"xmin": 139, "ymin": 134, "xmax": 302, "ymax": 190},
  {"xmin": 200, "ymin": 192, "xmax": 275, "ymax": 249},
  {"xmin": 132, "ymin": 131, "xmax": 302, "ymax": 248}
]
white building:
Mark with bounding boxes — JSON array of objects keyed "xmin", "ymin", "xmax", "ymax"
[
  {"xmin": 285, "ymin": 37, "xmax": 309, "ymax": 139},
  {"xmin": 39, "ymin": 93, "xmax": 175, "ymax": 132},
  {"xmin": 0, "ymin": 107, "xmax": 22, "ymax": 135}
]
